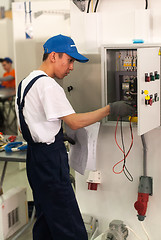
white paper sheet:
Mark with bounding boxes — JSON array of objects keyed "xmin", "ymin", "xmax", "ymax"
[
  {"xmin": 85, "ymin": 122, "xmax": 100, "ymax": 170},
  {"xmin": 65, "ymin": 125, "xmax": 88, "ymax": 175},
  {"xmin": 65, "ymin": 122, "xmax": 100, "ymax": 175}
]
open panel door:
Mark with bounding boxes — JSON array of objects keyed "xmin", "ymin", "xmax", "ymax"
[{"xmin": 138, "ymin": 47, "xmax": 160, "ymax": 135}]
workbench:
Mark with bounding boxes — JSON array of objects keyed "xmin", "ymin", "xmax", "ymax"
[{"xmin": 0, "ymin": 88, "xmax": 15, "ymax": 99}]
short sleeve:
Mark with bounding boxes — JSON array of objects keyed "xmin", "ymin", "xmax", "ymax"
[{"xmin": 41, "ymin": 85, "xmax": 75, "ymax": 121}]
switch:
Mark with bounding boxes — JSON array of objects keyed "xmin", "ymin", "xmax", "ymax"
[
  {"xmin": 145, "ymin": 95, "xmax": 150, "ymax": 105},
  {"xmin": 145, "ymin": 95, "xmax": 150, "ymax": 100},
  {"xmin": 145, "ymin": 73, "xmax": 150, "ymax": 82},
  {"xmin": 154, "ymin": 93, "xmax": 159, "ymax": 102},
  {"xmin": 154, "ymin": 93, "xmax": 158, "ymax": 102},
  {"xmin": 149, "ymin": 99, "xmax": 153, "ymax": 106},
  {"xmin": 149, "ymin": 95, "xmax": 153, "ymax": 106},
  {"xmin": 154, "ymin": 71, "xmax": 160, "ymax": 80},
  {"xmin": 150, "ymin": 72, "xmax": 155, "ymax": 81}
]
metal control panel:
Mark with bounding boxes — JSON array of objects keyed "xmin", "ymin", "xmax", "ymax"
[{"xmin": 101, "ymin": 45, "xmax": 161, "ymax": 135}]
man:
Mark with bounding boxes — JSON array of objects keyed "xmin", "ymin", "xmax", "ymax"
[
  {"xmin": 0, "ymin": 57, "xmax": 15, "ymax": 88},
  {"xmin": 16, "ymin": 34, "xmax": 134, "ymax": 240}
]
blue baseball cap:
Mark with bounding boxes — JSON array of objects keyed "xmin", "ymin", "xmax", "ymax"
[
  {"xmin": 4, "ymin": 57, "xmax": 13, "ymax": 63},
  {"xmin": 0, "ymin": 57, "xmax": 13, "ymax": 63},
  {"xmin": 43, "ymin": 34, "xmax": 89, "ymax": 63}
]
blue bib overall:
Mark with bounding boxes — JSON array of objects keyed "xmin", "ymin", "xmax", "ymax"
[{"xmin": 17, "ymin": 75, "xmax": 88, "ymax": 240}]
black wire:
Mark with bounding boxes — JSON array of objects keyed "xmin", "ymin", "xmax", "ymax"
[
  {"xmin": 123, "ymin": 121, "xmax": 133, "ymax": 182},
  {"xmin": 120, "ymin": 118, "xmax": 126, "ymax": 167},
  {"xmin": 120, "ymin": 118, "xmax": 133, "ymax": 182},
  {"xmin": 145, "ymin": 0, "xmax": 148, "ymax": 9},
  {"xmin": 94, "ymin": 0, "xmax": 100, "ymax": 12},
  {"xmin": 87, "ymin": 0, "xmax": 91, "ymax": 13},
  {"xmin": 123, "ymin": 162, "xmax": 133, "ymax": 182},
  {"xmin": 124, "ymin": 120, "xmax": 133, "ymax": 160}
]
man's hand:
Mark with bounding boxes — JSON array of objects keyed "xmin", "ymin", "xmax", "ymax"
[{"xmin": 109, "ymin": 101, "xmax": 135, "ymax": 117}]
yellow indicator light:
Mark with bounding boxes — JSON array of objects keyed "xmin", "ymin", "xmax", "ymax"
[
  {"xmin": 144, "ymin": 90, "xmax": 149, "ymax": 95},
  {"xmin": 145, "ymin": 95, "xmax": 150, "ymax": 100}
]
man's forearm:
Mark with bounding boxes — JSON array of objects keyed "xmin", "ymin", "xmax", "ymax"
[
  {"xmin": 0, "ymin": 76, "xmax": 14, "ymax": 82},
  {"xmin": 61, "ymin": 105, "xmax": 110, "ymax": 130}
]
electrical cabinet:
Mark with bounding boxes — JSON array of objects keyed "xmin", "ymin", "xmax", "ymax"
[{"xmin": 101, "ymin": 45, "xmax": 161, "ymax": 135}]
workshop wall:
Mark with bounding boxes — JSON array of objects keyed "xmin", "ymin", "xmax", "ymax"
[
  {"xmin": 12, "ymin": 0, "xmax": 161, "ymax": 239},
  {"xmin": 0, "ymin": 18, "xmax": 13, "ymax": 75},
  {"xmin": 12, "ymin": 1, "xmax": 70, "ymax": 87}
]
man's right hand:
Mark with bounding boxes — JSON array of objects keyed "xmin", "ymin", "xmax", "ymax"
[{"xmin": 109, "ymin": 101, "xmax": 135, "ymax": 117}]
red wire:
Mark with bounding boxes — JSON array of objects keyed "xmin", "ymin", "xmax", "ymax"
[
  {"xmin": 113, "ymin": 117, "xmax": 133, "ymax": 174},
  {"xmin": 115, "ymin": 116, "xmax": 123, "ymax": 153}
]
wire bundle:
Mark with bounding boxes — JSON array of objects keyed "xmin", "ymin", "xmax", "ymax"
[
  {"xmin": 126, "ymin": 222, "xmax": 150, "ymax": 240},
  {"xmin": 87, "ymin": 0, "xmax": 100, "ymax": 13},
  {"xmin": 113, "ymin": 117, "xmax": 134, "ymax": 181}
]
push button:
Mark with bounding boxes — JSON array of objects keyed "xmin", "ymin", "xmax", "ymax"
[
  {"xmin": 155, "ymin": 71, "xmax": 160, "ymax": 80},
  {"xmin": 145, "ymin": 73, "xmax": 150, "ymax": 82},
  {"xmin": 150, "ymin": 72, "xmax": 155, "ymax": 81}
]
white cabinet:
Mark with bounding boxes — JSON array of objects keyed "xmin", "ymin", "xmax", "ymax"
[
  {"xmin": 101, "ymin": 45, "xmax": 161, "ymax": 135},
  {"xmin": 137, "ymin": 47, "xmax": 160, "ymax": 135}
]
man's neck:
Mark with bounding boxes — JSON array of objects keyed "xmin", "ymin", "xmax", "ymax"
[{"xmin": 39, "ymin": 62, "xmax": 55, "ymax": 78}]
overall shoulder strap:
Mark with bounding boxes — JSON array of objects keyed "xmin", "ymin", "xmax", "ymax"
[
  {"xmin": 17, "ymin": 74, "xmax": 47, "ymax": 110},
  {"xmin": 16, "ymin": 74, "xmax": 48, "ymax": 144}
]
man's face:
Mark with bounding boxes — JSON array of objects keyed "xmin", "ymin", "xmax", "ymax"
[
  {"xmin": 2, "ymin": 61, "xmax": 11, "ymax": 72},
  {"xmin": 54, "ymin": 53, "xmax": 75, "ymax": 79}
]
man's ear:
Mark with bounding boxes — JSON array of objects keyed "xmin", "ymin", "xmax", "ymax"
[{"xmin": 49, "ymin": 52, "xmax": 56, "ymax": 63}]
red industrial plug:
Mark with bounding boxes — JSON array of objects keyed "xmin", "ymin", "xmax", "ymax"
[
  {"xmin": 134, "ymin": 193, "xmax": 149, "ymax": 218},
  {"xmin": 134, "ymin": 176, "xmax": 152, "ymax": 221}
]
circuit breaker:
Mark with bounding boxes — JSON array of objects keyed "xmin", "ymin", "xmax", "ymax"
[{"xmin": 101, "ymin": 45, "xmax": 161, "ymax": 135}]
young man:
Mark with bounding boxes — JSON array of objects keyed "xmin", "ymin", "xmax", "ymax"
[
  {"xmin": 16, "ymin": 34, "xmax": 134, "ymax": 240},
  {"xmin": 0, "ymin": 57, "xmax": 15, "ymax": 88}
]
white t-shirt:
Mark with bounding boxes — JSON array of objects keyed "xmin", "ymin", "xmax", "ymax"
[{"xmin": 16, "ymin": 70, "xmax": 75, "ymax": 144}]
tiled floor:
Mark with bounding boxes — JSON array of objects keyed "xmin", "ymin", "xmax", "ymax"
[{"xmin": 8, "ymin": 227, "xmax": 33, "ymax": 240}]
